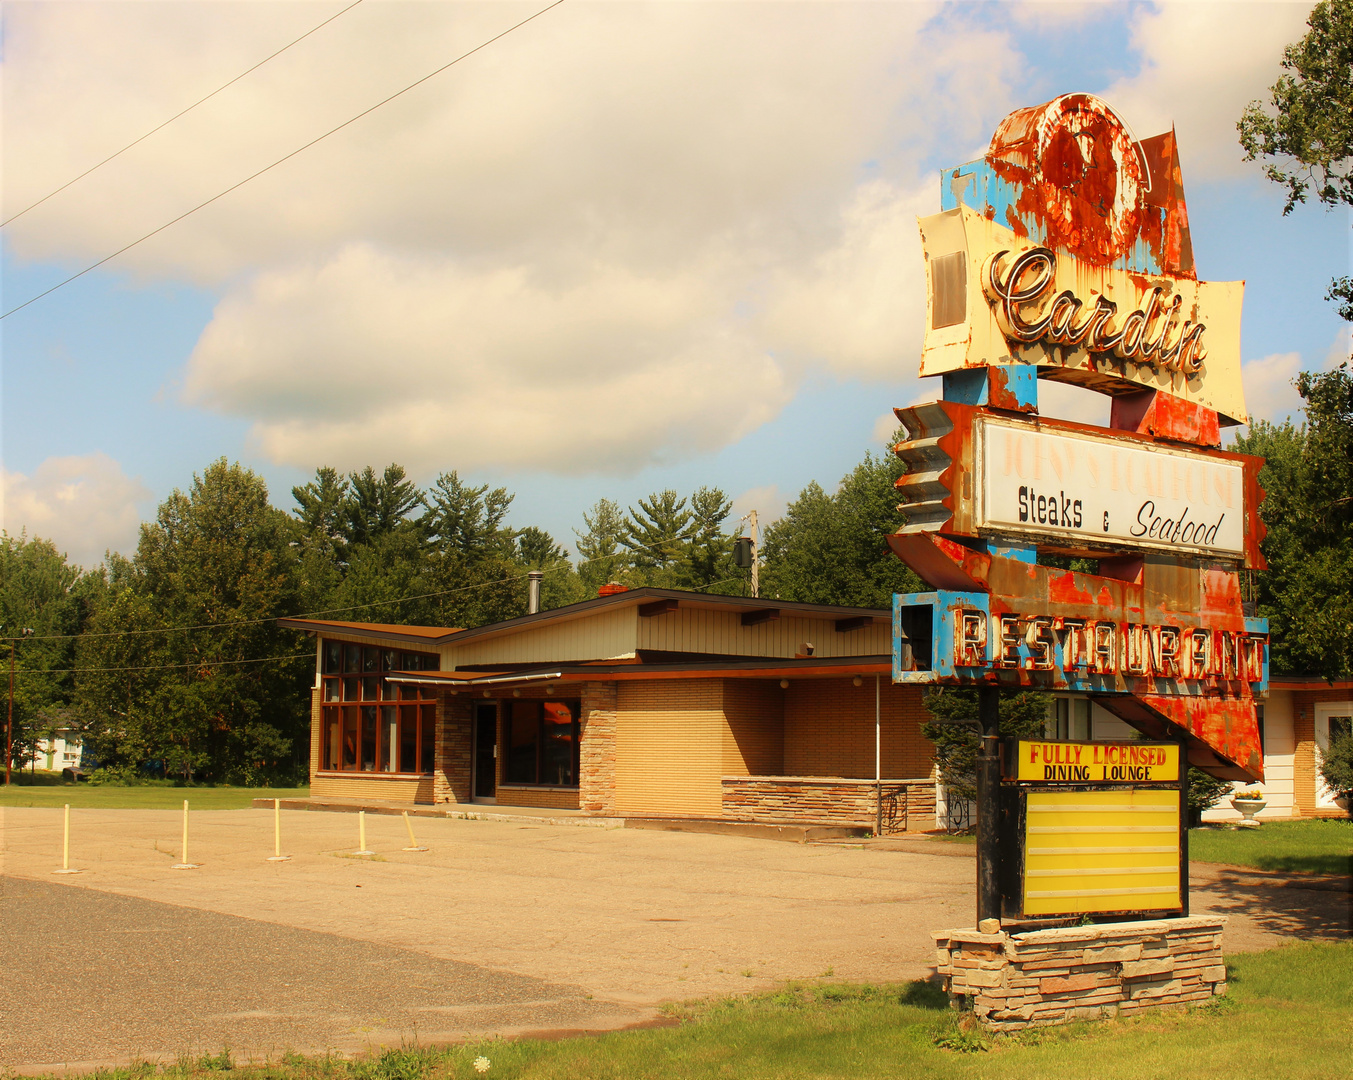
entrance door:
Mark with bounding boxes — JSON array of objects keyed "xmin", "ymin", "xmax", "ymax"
[
  {"xmin": 473, "ymin": 702, "xmax": 498, "ymax": 801},
  {"xmin": 1314, "ymin": 703, "xmax": 1352, "ymax": 809}
]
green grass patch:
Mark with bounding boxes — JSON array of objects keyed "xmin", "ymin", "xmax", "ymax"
[
  {"xmin": 1189, "ymin": 818, "xmax": 1352, "ymax": 876},
  {"xmin": 0, "ymin": 781, "xmax": 309, "ymax": 810},
  {"xmin": 923, "ymin": 831, "xmax": 976, "ymax": 844},
  {"xmin": 21, "ymin": 942, "xmax": 1350, "ymax": 1079}
]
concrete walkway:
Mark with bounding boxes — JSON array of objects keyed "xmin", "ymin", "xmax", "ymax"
[{"xmin": 1, "ymin": 805, "xmax": 1346, "ymax": 1068}]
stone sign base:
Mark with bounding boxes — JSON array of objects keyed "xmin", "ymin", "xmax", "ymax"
[{"xmin": 933, "ymin": 916, "xmax": 1227, "ymax": 1030}]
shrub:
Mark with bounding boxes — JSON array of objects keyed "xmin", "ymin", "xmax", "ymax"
[{"xmin": 1319, "ymin": 731, "xmax": 1353, "ymax": 817}]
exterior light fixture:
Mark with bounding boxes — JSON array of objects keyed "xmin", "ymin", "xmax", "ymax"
[
  {"xmin": 853, "ymin": 676, "xmax": 863, "ymax": 687},
  {"xmin": 779, "ymin": 679, "xmax": 789, "ymax": 690}
]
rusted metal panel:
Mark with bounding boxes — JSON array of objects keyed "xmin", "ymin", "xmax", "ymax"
[{"xmin": 1109, "ymin": 389, "xmax": 1221, "ymax": 449}]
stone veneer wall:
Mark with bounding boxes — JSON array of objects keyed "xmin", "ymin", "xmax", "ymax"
[
  {"xmin": 434, "ymin": 692, "xmax": 473, "ymax": 804},
  {"xmin": 579, "ymin": 681, "xmax": 617, "ymax": 815},
  {"xmin": 934, "ymin": 916, "xmax": 1227, "ymax": 1030},
  {"xmin": 720, "ymin": 776, "xmax": 935, "ymax": 832}
]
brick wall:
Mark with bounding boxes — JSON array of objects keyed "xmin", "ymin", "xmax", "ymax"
[
  {"xmin": 1293, "ymin": 689, "xmax": 1353, "ymax": 817},
  {"xmin": 935, "ymin": 917, "xmax": 1227, "ymax": 1030},
  {"xmin": 435, "ymin": 692, "xmax": 473, "ymax": 804},
  {"xmin": 496, "ymin": 785, "xmax": 581, "ymax": 810},
  {"xmin": 580, "ymin": 681, "xmax": 617, "ymax": 815},
  {"xmin": 720, "ymin": 776, "xmax": 935, "ymax": 831},
  {"xmin": 783, "ymin": 679, "xmax": 934, "ymax": 779},
  {"xmin": 722, "ymin": 680, "xmax": 785, "ymax": 776},
  {"xmin": 308, "ymin": 687, "xmax": 322, "ymax": 782}
]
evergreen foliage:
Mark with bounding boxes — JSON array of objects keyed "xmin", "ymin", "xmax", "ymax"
[{"xmin": 919, "ymin": 688, "xmax": 1050, "ymax": 804}]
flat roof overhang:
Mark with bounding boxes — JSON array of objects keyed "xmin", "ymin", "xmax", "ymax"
[{"xmin": 384, "ymin": 654, "xmax": 894, "ymax": 689}]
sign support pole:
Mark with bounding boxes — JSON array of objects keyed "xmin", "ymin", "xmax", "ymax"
[{"xmin": 976, "ymin": 685, "xmax": 1001, "ymax": 926}]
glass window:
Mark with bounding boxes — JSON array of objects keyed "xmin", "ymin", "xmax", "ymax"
[
  {"xmin": 503, "ymin": 700, "xmax": 580, "ymax": 786},
  {"xmin": 506, "ymin": 703, "xmax": 539, "ymax": 784},
  {"xmin": 361, "ymin": 706, "xmax": 378, "ymax": 771},
  {"xmin": 378, "ymin": 706, "xmax": 394, "ymax": 772},
  {"xmin": 542, "ymin": 701, "xmax": 577, "ymax": 786},
  {"xmin": 421, "ymin": 706, "xmax": 436, "ymax": 774},
  {"xmin": 400, "ymin": 705, "xmax": 419, "ymax": 772},
  {"xmin": 317, "ymin": 641, "xmax": 440, "ymax": 773},
  {"xmin": 343, "ymin": 707, "xmax": 358, "ymax": 769}
]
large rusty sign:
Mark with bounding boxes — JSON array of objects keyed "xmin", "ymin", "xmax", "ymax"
[{"xmin": 891, "ymin": 93, "xmax": 1268, "ymax": 804}]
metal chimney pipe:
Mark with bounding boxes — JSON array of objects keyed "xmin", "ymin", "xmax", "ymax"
[{"xmin": 527, "ymin": 570, "xmax": 544, "ymax": 614}]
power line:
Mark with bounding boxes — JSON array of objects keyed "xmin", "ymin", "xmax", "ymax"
[
  {"xmin": 1, "ymin": 0, "xmax": 366, "ymax": 229},
  {"xmin": 0, "ymin": 0, "xmax": 567, "ymax": 321},
  {"xmin": 9, "ymin": 652, "xmax": 311, "ymax": 677}
]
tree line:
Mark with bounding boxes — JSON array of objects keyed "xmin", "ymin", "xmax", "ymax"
[{"xmin": 0, "ymin": 443, "xmax": 924, "ymax": 784}]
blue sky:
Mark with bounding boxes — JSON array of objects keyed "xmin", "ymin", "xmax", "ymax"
[{"xmin": 2, "ymin": 1, "xmax": 1347, "ymax": 568}]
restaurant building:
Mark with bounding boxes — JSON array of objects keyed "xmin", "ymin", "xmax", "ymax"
[{"xmin": 280, "ymin": 588, "xmax": 1348, "ymax": 829}]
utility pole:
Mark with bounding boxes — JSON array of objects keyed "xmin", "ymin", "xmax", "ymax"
[
  {"xmin": 6, "ymin": 628, "xmax": 34, "ymax": 786},
  {"xmin": 749, "ymin": 509, "xmax": 759, "ymax": 599},
  {"xmin": 976, "ymin": 685, "xmax": 1002, "ymax": 925}
]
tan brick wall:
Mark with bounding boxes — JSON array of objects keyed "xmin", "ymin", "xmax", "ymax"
[
  {"xmin": 722, "ymin": 680, "xmax": 785, "ymax": 776},
  {"xmin": 580, "ymin": 681, "xmax": 617, "ymax": 815},
  {"xmin": 308, "ymin": 687, "xmax": 322, "ymax": 782},
  {"xmin": 312, "ymin": 774, "xmax": 435, "ymax": 802},
  {"xmin": 1292, "ymin": 689, "xmax": 1353, "ymax": 817},
  {"xmin": 496, "ymin": 785, "xmax": 581, "ymax": 810},
  {"xmin": 783, "ymin": 678, "xmax": 934, "ymax": 779},
  {"xmin": 435, "ymin": 692, "xmax": 473, "ymax": 804},
  {"xmin": 615, "ymin": 679, "xmax": 723, "ymax": 816}
]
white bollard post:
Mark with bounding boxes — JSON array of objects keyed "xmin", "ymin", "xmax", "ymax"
[
  {"xmin": 402, "ymin": 810, "xmax": 429, "ymax": 852},
  {"xmin": 354, "ymin": 809, "xmax": 375, "ymax": 856},
  {"xmin": 173, "ymin": 798, "xmax": 199, "ymax": 869},
  {"xmin": 53, "ymin": 803, "xmax": 83, "ymax": 874},
  {"xmin": 267, "ymin": 797, "xmax": 291, "ymax": 862}
]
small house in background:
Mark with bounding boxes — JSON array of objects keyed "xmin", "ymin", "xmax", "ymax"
[
  {"xmin": 31, "ymin": 727, "xmax": 83, "ymax": 774},
  {"xmin": 279, "ymin": 588, "xmax": 1348, "ymax": 830}
]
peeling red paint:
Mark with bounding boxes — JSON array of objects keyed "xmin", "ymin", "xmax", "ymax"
[{"xmin": 1049, "ymin": 572, "xmax": 1093, "ymax": 605}]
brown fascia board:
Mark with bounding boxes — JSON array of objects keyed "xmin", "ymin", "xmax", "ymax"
[
  {"xmin": 1269, "ymin": 675, "xmax": 1353, "ymax": 690},
  {"xmin": 276, "ymin": 617, "xmax": 461, "ymax": 645}
]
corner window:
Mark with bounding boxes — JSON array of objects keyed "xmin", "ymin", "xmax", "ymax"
[
  {"xmin": 319, "ymin": 638, "xmax": 439, "ymax": 774},
  {"xmin": 503, "ymin": 700, "xmax": 580, "ymax": 786}
]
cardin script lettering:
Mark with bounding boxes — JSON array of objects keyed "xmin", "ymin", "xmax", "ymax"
[{"xmin": 983, "ymin": 246, "xmax": 1207, "ymax": 376}]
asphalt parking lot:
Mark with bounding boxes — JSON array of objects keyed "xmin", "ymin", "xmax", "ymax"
[{"xmin": 2, "ymin": 805, "xmax": 1346, "ymax": 1068}]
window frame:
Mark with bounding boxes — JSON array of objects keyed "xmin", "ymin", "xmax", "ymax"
[
  {"xmin": 501, "ymin": 699, "xmax": 582, "ymax": 788},
  {"xmin": 318, "ymin": 639, "xmax": 440, "ymax": 776}
]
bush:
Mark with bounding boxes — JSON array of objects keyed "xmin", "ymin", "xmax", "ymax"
[
  {"xmin": 1187, "ymin": 767, "xmax": 1234, "ymax": 827},
  {"xmin": 1319, "ymin": 731, "xmax": 1353, "ymax": 817},
  {"xmin": 920, "ymin": 687, "xmax": 1050, "ymax": 804}
]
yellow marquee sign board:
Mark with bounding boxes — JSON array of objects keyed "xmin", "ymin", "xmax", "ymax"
[
  {"xmin": 1022, "ymin": 788, "xmax": 1182, "ymax": 916},
  {"xmin": 1016, "ymin": 740, "xmax": 1180, "ymax": 783}
]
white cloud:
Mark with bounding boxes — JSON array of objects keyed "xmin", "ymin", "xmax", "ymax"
[
  {"xmin": 730, "ymin": 485, "xmax": 788, "ymax": 532},
  {"xmin": 1104, "ymin": 1, "xmax": 1313, "ymax": 180},
  {"xmin": 0, "ymin": 453, "xmax": 152, "ymax": 568},
  {"xmin": 7, "ymin": 1, "xmax": 1041, "ymax": 477},
  {"xmin": 1241, "ymin": 351, "xmax": 1306, "ymax": 423}
]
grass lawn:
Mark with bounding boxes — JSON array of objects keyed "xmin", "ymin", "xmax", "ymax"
[
  {"xmin": 0, "ymin": 777, "xmax": 308, "ymax": 810},
  {"xmin": 1189, "ymin": 818, "xmax": 1352, "ymax": 877},
  {"xmin": 30, "ymin": 941, "xmax": 1352, "ymax": 1079}
]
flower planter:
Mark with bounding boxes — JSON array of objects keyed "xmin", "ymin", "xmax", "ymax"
[{"xmin": 1230, "ymin": 796, "xmax": 1266, "ymax": 827}]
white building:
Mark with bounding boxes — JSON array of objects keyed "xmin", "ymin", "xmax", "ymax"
[{"xmin": 32, "ymin": 728, "xmax": 82, "ymax": 773}]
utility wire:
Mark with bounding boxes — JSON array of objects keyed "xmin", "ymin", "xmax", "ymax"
[
  {"xmin": 9, "ymin": 652, "xmax": 311, "ymax": 677},
  {"xmin": 0, "ymin": 0, "xmax": 567, "ymax": 321},
  {"xmin": 1, "ymin": 0, "xmax": 366, "ymax": 229}
]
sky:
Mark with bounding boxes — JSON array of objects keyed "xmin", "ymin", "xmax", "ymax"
[{"xmin": 2, "ymin": 0, "xmax": 1348, "ymax": 570}]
